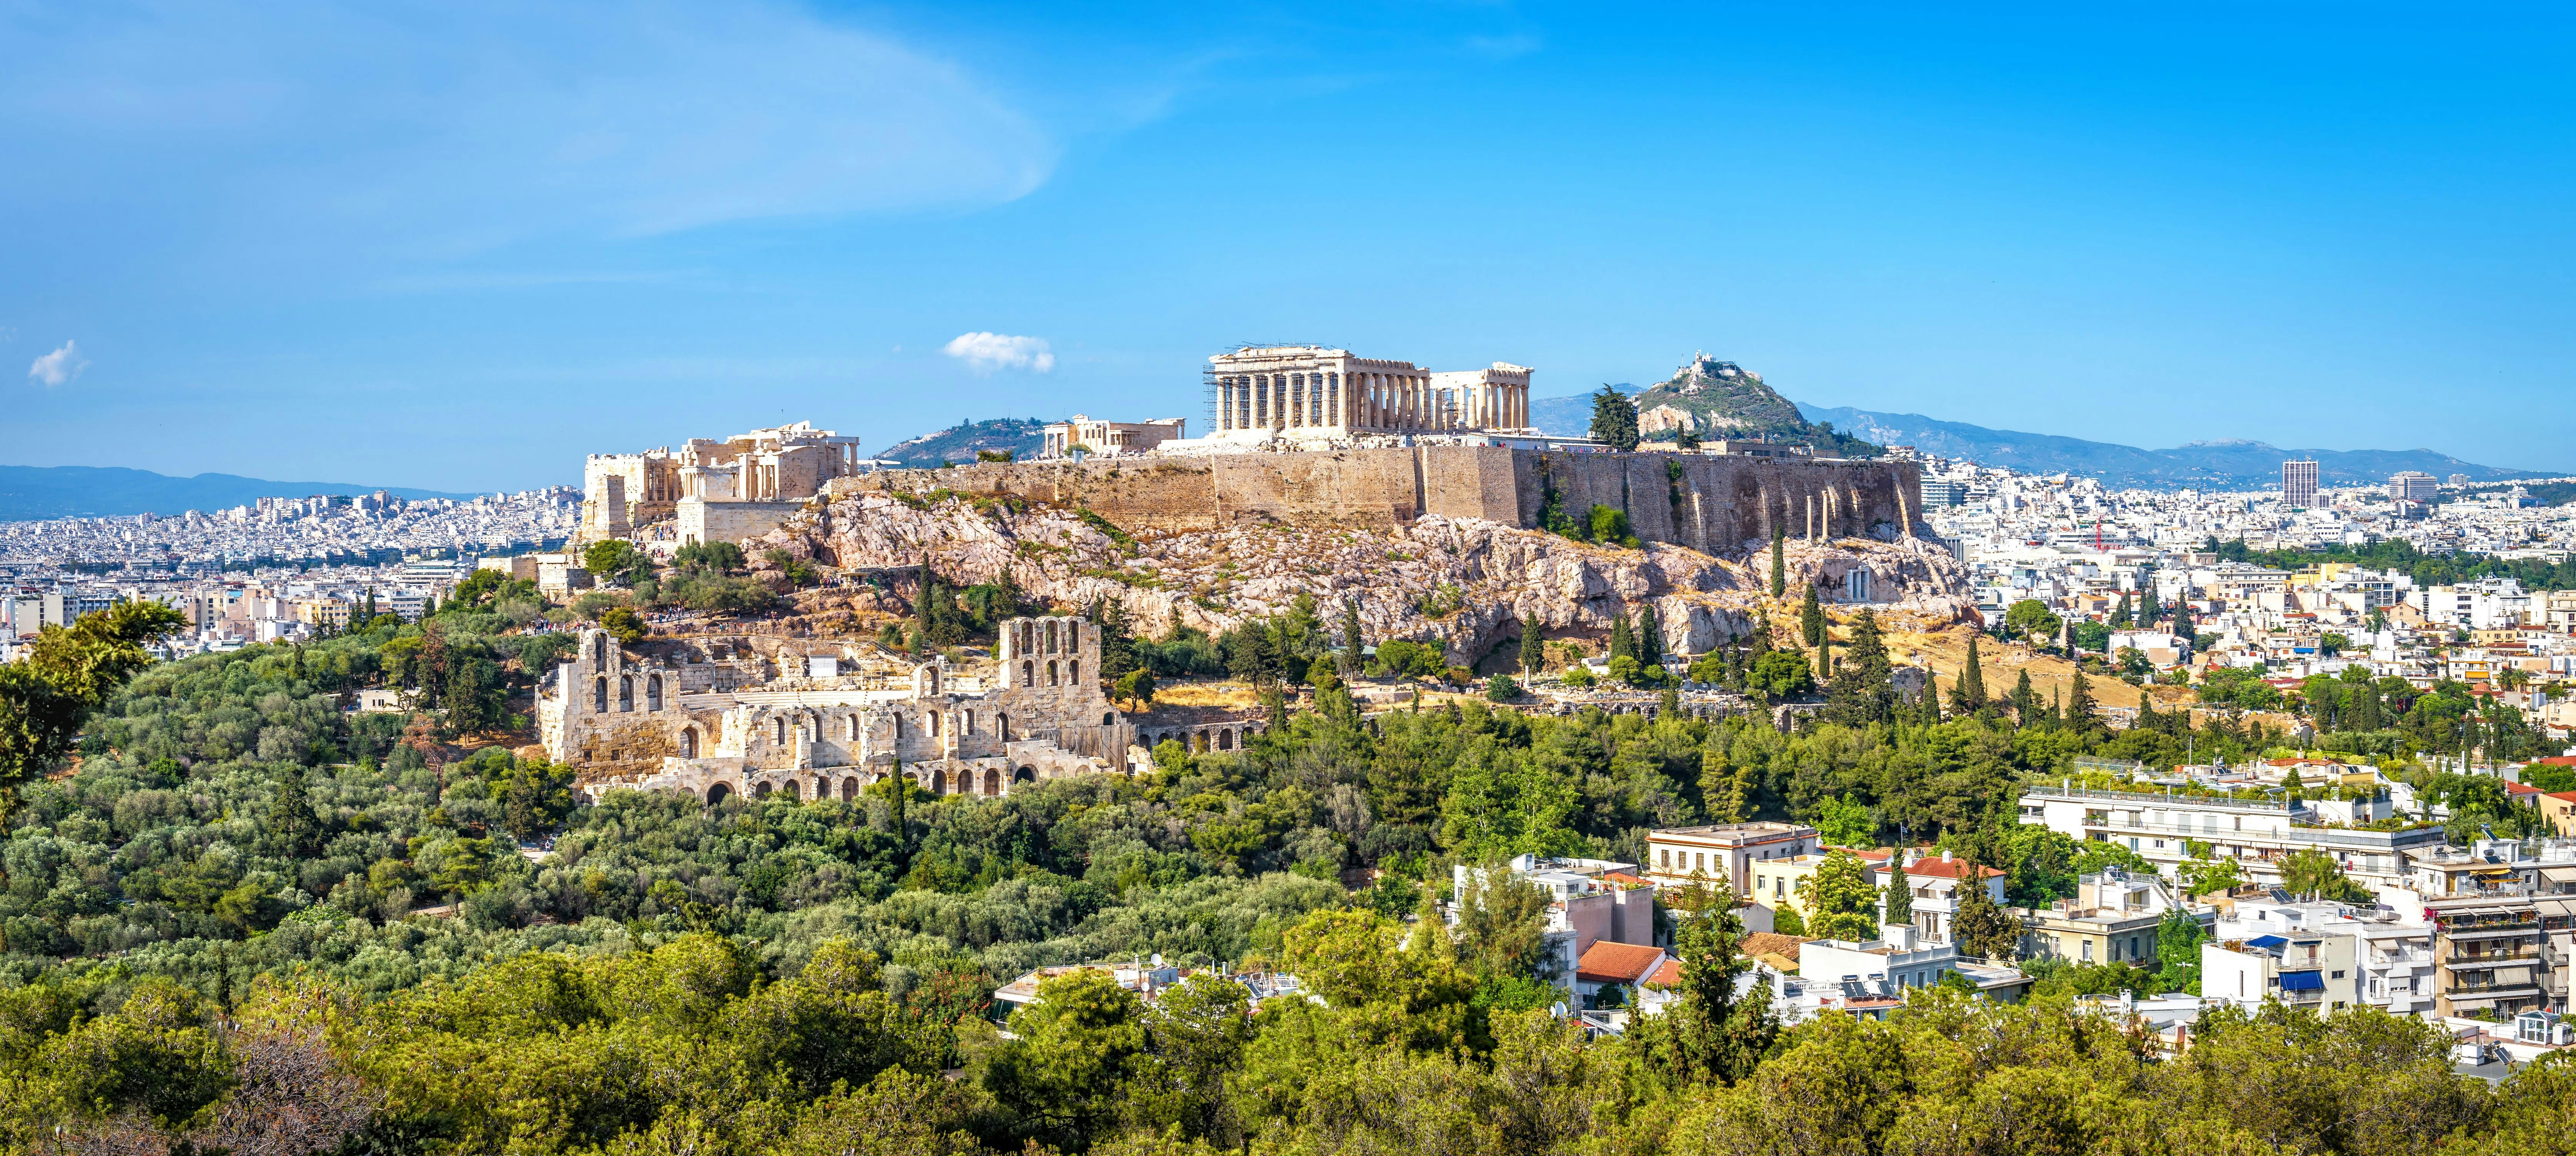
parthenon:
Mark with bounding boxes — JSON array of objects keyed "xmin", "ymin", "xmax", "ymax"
[{"xmin": 1205, "ymin": 345, "xmax": 1534, "ymax": 441}]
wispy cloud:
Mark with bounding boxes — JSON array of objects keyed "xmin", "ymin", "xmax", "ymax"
[
  {"xmin": 944, "ymin": 333, "xmax": 1056, "ymax": 373},
  {"xmin": 1462, "ymin": 33, "xmax": 1542, "ymax": 61},
  {"xmin": 0, "ymin": 1, "xmax": 1059, "ymax": 254},
  {"xmin": 28, "ymin": 341, "xmax": 88, "ymax": 387}
]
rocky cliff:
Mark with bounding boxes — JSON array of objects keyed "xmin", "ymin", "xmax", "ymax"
[{"xmin": 754, "ymin": 491, "xmax": 1975, "ymax": 665}]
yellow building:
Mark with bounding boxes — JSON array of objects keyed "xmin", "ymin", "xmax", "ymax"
[{"xmin": 293, "ymin": 597, "xmax": 354, "ymax": 629}]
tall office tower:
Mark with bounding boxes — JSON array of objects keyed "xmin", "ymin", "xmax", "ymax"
[
  {"xmin": 2282, "ymin": 459, "xmax": 2320, "ymax": 507},
  {"xmin": 2388, "ymin": 471, "xmax": 2437, "ymax": 503}
]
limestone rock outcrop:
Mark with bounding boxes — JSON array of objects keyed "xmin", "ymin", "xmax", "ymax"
[{"xmin": 755, "ymin": 492, "xmax": 1974, "ymax": 665}]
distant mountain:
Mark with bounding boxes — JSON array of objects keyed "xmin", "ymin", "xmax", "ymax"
[
  {"xmin": 0, "ymin": 466, "xmax": 477, "ymax": 522},
  {"xmin": 1793, "ymin": 403, "xmax": 2531, "ymax": 489},
  {"xmin": 877, "ymin": 418, "xmax": 1050, "ymax": 468}
]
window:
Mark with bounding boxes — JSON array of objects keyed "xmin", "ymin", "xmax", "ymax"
[
  {"xmin": 2331, "ymin": 970, "xmax": 2345, "ymax": 979},
  {"xmin": 775, "ymin": 717, "xmax": 786, "ymax": 744},
  {"xmin": 1659, "ymin": 849, "xmax": 1670, "ymax": 869}
]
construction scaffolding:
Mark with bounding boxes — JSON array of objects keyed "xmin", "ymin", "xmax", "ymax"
[{"xmin": 1204, "ymin": 341, "xmax": 1326, "ymax": 434}]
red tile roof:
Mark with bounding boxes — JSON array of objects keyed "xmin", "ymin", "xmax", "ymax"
[
  {"xmin": 1897, "ymin": 858, "xmax": 1991, "ymax": 881},
  {"xmin": 1574, "ymin": 941, "xmax": 1666, "ymax": 984},
  {"xmin": 1646, "ymin": 958, "xmax": 1683, "ymax": 988}
]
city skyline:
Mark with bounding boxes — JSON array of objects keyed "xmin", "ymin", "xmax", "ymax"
[{"xmin": 8, "ymin": 3, "xmax": 2576, "ymax": 491}]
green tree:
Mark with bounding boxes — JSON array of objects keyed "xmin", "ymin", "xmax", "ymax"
[
  {"xmin": 582, "ymin": 539, "xmax": 652, "ymax": 585},
  {"xmin": 2280, "ymin": 848, "xmax": 2371, "ymax": 903},
  {"xmin": 2153, "ymin": 906, "xmax": 2209, "ymax": 993},
  {"xmin": 1952, "ymin": 871, "xmax": 2020, "ymax": 960},
  {"xmin": 1624, "ymin": 903, "xmax": 1776, "ymax": 1088},
  {"xmin": 1517, "ymin": 626, "xmax": 1544, "ymax": 677},
  {"xmin": 1748, "ymin": 649, "xmax": 1814, "ymax": 700},
  {"xmin": 1770, "ymin": 525, "xmax": 1787, "ymax": 598},
  {"xmin": 2065, "ymin": 671, "xmax": 2102, "ymax": 734},
  {"xmin": 1795, "ymin": 850, "xmax": 1882, "ymax": 941},
  {"xmin": 600, "ymin": 604, "xmax": 647, "ymax": 642},
  {"xmin": 1950, "ymin": 635, "xmax": 1989, "ymax": 715},
  {"xmin": 1882, "ymin": 868, "xmax": 1914, "ymax": 928},
  {"xmin": 1588, "ymin": 385, "xmax": 1639, "ymax": 451},
  {"xmin": 1799, "ymin": 583, "xmax": 1827, "ymax": 648},
  {"xmin": 0, "ymin": 600, "xmax": 186, "ymax": 800},
  {"xmin": 981, "ymin": 970, "xmax": 1153, "ymax": 1150},
  {"xmin": 2004, "ymin": 599, "xmax": 2062, "ymax": 647},
  {"xmin": 1812, "ymin": 794, "xmax": 1876, "ymax": 848}
]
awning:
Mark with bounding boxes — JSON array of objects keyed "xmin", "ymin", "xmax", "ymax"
[
  {"xmin": 2443, "ymin": 986, "xmax": 2544, "ymax": 1006},
  {"xmin": 2278, "ymin": 970, "xmax": 2325, "ymax": 992},
  {"xmin": 2540, "ymin": 865, "xmax": 2576, "ymax": 883},
  {"xmin": 2444, "ymin": 927, "xmax": 2538, "ymax": 943},
  {"xmin": 2246, "ymin": 934, "xmax": 2289, "ymax": 950}
]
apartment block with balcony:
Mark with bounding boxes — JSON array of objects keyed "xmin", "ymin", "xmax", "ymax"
[
  {"xmin": 2019, "ymin": 785, "xmax": 2447, "ymax": 893},
  {"xmin": 2205, "ymin": 932, "xmax": 2361, "ymax": 1012},
  {"xmin": 2423, "ymin": 893, "xmax": 2576, "ymax": 1020},
  {"xmin": 2016, "ymin": 868, "xmax": 2208, "ymax": 967}
]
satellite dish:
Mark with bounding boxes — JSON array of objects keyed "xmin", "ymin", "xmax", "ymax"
[{"xmin": 1550, "ymin": 1001, "xmax": 1569, "ymax": 1018}]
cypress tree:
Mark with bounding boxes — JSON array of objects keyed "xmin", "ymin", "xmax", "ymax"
[
  {"xmin": 1800, "ymin": 584, "xmax": 1826, "ymax": 648},
  {"xmin": 1815, "ymin": 634, "xmax": 1832, "ymax": 683},
  {"xmin": 2009, "ymin": 669, "xmax": 2039, "ymax": 724},
  {"xmin": 1341, "ymin": 598, "xmax": 1366, "ymax": 674},
  {"xmin": 2110, "ymin": 594, "xmax": 2133, "ymax": 627},
  {"xmin": 1770, "ymin": 527, "xmax": 1786, "ymax": 598},
  {"xmin": 1951, "ymin": 635, "xmax": 1988, "ymax": 715},
  {"xmin": 1638, "ymin": 604, "xmax": 1664, "ymax": 668},
  {"xmin": 1883, "ymin": 867, "xmax": 1914, "ymax": 927},
  {"xmin": 1518, "ymin": 625, "xmax": 1546, "ymax": 677},
  {"xmin": 2139, "ymin": 587, "xmax": 2162, "ymax": 625},
  {"xmin": 2067, "ymin": 673, "xmax": 2101, "ymax": 733},
  {"xmin": 1609, "ymin": 609, "xmax": 1636, "ymax": 664}
]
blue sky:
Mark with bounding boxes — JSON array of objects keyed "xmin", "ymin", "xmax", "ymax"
[{"xmin": 5, "ymin": 2, "xmax": 2573, "ymax": 492}]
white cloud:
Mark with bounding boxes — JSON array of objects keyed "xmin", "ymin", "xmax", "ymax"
[
  {"xmin": 944, "ymin": 332, "xmax": 1056, "ymax": 374},
  {"xmin": 28, "ymin": 341, "xmax": 87, "ymax": 387},
  {"xmin": 0, "ymin": 2, "xmax": 1059, "ymax": 251}
]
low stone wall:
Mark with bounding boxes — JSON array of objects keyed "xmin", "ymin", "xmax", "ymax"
[{"xmin": 841, "ymin": 447, "xmax": 1922, "ymax": 549}]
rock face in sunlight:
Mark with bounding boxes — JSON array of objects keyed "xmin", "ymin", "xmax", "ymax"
[{"xmin": 756, "ymin": 489, "xmax": 1975, "ymax": 665}]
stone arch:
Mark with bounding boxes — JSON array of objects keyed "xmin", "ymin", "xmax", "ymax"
[
  {"xmin": 842, "ymin": 777, "xmax": 860, "ymax": 801},
  {"xmin": 1192, "ymin": 730, "xmax": 1208, "ymax": 753},
  {"xmin": 983, "ymin": 768, "xmax": 1000, "ymax": 796},
  {"xmin": 1069, "ymin": 659, "xmax": 1080, "ymax": 684},
  {"xmin": 929, "ymin": 711, "xmax": 941, "ymax": 738},
  {"xmin": 592, "ymin": 633, "xmax": 607, "ymax": 668},
  {"xmin": 813, "ymin": 776, "xmax": 829, "ymax": 801},
  {"xmin": 618, "ymin": 675, "xmax": 633, "ymax": 712},
  {"xmin": 1014, "ymin": 765, "xmax": 1036, "ymax": 785},
  {"xmin": 593, "ymin": 678, "xmax": 607, "ymax": 713},
  {"xmin": 679, "ymin": 727, "xmax": 698, "ymax": 758},
  {"xmin": 1217, "ymin": 728, "xmax": 1233, "ymax": 750},
  {"xmin": 706, "ymin": 782, "xmax": 732, "ymax": 806},
  {"xmin": 924, "ymin": 768, "xmax": 944, "ymax": 795},
  {"xmin": 782, "ymin": 779, "xmax": 800, "ymax": 801},
  {"xmin": 775, "ymin": 716, "xmax": 787, "ymax": 745},
  {"xmin": 1048, "ymin": 660, "xmax": 1060, "ymax": 686},
  {"xmin": 646, "ymin": 674, "xmax": 662, "ymax": 711},
  {"xmin": 1021, "ymin": 660, "xmax": 1034, "ymax": 687},
  {"xmin": 755, "ymin": 781, "xmax": 772, "ymax": 798}
]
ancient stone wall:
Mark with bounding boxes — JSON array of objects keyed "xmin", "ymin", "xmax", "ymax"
[
  {"xmin": 842, "ymin": 447, "xmax": 1921, "ymax": 549},
  {"xmin": 677, "ymin": 497, "xmax": 809, "ymax": 547}
]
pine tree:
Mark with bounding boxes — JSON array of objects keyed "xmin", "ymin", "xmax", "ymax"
[
  {"xmin": 2067, "ymin": 672, "xmax": 2100, "ymax": 733},
  {"xmin": 1950, "ymin": 636, "xmax": 1988, "ymax": 715},
  {"xmin": 1589, "ymin": 385, "xmax": 1640, "ymax": 451},
  {"xmin": 1770, "ymin": 527, "xmax": 1786, "ymax": 598},
  {"xmin": 1882, "ymin": 866, "xmax": 1914, "ymax": 928},
  {"xmin": 2009, "ymin": 668, "xmax": 2039, "ymax": 724},
  {"xmin": 1925, "ymin": 678, "xmax": 1946, "ymax": 722},
  {"xmin": 1799, "ymin": 584, "xmax": 1826, "ymax": 648},
  {"xmin": 1341, "ymin": 599, "xmax": 1366, "ymax": 674},
  {"xmin": 1518, "ymin": 624, "xmax": 1545, "ymax": 677},
  {"xmin": 1637, "ymin": 604, "xmax": 1664, "ymax": 668}
]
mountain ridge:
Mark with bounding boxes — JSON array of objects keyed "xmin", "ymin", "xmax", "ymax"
[{"xmin": 0, "ymin": 466, "xmax": 481, "ymax": 522}]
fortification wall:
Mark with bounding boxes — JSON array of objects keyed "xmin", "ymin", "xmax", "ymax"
[{"xmin": 839, "ymin": 448, "xmax": 1920, "ymax": 551}]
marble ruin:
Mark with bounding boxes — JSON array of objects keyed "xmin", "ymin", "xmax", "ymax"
[
  {"xmin": 577, "ymin": 421, "xmax": 864, "ymax": 546},
  {"xmin": 539, "ymin": 615, "xmax": 1202, "ymax": 801},
  {"xmin": 1040, "ymin": 415, "xmax": 1188, "ymax": 459},
  {"xmin": 1187, "ymin": 344, "xmax": 1536, "ymax": 448}
]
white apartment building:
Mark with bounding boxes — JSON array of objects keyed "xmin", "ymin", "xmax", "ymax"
[{"xmin": 2018, "ymin": 785, "xmax": 2450, "ymax": 893}]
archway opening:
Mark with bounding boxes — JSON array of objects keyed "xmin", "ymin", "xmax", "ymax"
[
  {"xmin": 679, "ymin": 728, "xmax": 698, "ymax": 758},
  {"xmin": 754, "ymin": 782, "xmax": 772, "ymax": 798},
  {"xmin": 983, "ymin": 768, "xmax": 1000, "ymax": 796},
  {"xmin": 1014, "ymin": 765, "xmax": 1036, "ymax": 785},
  {"xmin": 783, "ymin": 779, "xmax": 800, "ymax": 801},
  {"xmin": 618, "ymin": 675, "xmax": 633, "ymax": 712},
  {"xmin": 842, "ymin": 777, "xmax": 860, "ymax": 801},
  {"xmin": 707, "ymin": 782, "xmax": 732, "ymax": 806}
]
